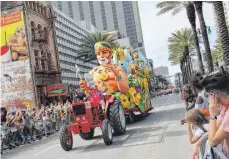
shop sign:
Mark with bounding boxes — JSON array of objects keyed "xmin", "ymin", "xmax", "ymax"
[{"xmin": 47, "ymin": 84, "xmax": 69, "ymax": 97}]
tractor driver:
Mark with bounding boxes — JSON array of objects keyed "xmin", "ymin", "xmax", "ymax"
[{"xmin": 80, "ymin": 42, "xmax": 129, "ymax": 96}]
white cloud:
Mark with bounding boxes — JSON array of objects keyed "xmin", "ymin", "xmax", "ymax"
[{"xmin": 139, "ymin": 1, "xmax": 215, "ymax": 78}]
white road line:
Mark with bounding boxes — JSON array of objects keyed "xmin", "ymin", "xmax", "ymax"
[{"xmin": 33, "ymin": 144, "xmax": 59, "ymax": 156}]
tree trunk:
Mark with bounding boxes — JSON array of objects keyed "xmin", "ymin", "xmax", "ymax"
[
  {"xmin": 180, "ymin": 62, "xmax": 185, "ymax": 85},
  {"xmin": 194, "ymin": 1, "xmax": 214, "ymax": 73},
  {"xmin": 213, "ymin": 2, "xmax": 229, "ymax": 66},
  {"xmin": 186, "ymin": 3, "xmax": 205, "ymax": 74}
]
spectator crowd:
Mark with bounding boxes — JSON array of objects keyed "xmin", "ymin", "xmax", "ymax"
[
  {"xmin": 181, "ymin": 66, "xmax": 229, "ymax": 159},
  {"xmin": 0, "ymin": 101, "xmax": 74, "ymax": 153}
]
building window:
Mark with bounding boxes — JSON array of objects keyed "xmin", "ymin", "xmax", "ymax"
[
  {"xmin": 78, "ymin": 1, "xmax": 84, "ymax": 20},
  {"xmin": 122, "ymin": 1, "xmax": 138, "ymax": 48},
  {"xmin": 31, "ymin": 21, "xmax": 35, "ymax": 40},
  {"xmin": 68, "ymin": 1, "xmax": 73, "ymax": 18},
  {"xmin": 111, "ymin": 2, "xmax": 119, "ymax": 30},
  {"xmin": 89, "ymin": 1, "xmax": 96, "ymax": 27},
  {"xmin": 41, "ymin": 59, "xmax": 46, "ymax": 71},
  {"xmin": 100, "ymin": 2, "xmax": 107, "ymax": 30},
  {"xmin": 34, "ymin": 49, "xmax": 40, "ymax": 70},
  {"xmin": 57, "ymin": 1, "xmax": 62, "ymax": 11},
  {"xmin": 37, "ymin": 24, "xmax": 42, "ymax": 39},
  {"xmin": 44, "ymin": 27, "xmax": 48, "ymax": 40}
]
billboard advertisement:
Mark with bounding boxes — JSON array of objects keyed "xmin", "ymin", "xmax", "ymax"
[
  {"xmin": 1, "ymin": 11, "xmax": 28, "ymax": 63},
  {"xmin": 1, "ymin": 8, "xmax": 35, "ymax": 109},
  {"xmin": 47, "ymin": 84, "xmax": 69, "ymax": 97}
]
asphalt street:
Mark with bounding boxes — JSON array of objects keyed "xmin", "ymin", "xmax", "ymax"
[{"xmin": 2, "ymin": 94, "xmax": 192, "ymax": 159}]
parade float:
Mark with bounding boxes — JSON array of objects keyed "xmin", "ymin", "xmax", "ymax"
[
  {"xmin": 80, "ymin": 42, "xmax": 153, "ymax": 122},
  {"xmin": 59, "ymin": 42, "xmax": 153, "ymax": 151}
]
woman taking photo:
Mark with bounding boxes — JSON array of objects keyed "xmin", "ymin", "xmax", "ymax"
[{"xmin": 201, "ymin": 66, "xmax": 229, "ymax": 158}]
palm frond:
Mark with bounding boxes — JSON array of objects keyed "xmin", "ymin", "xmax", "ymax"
[
  {"xmin": 156, "ymin": 1, "xmax": 183, "ymax": 16},
  {"xmin": 76, "ymin": 32, "xmax": 119, "ymax": 62}
]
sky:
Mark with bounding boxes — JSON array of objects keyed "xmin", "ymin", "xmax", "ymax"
[{"xmin": 138, "ymin": 1, "xmax": 216, "ymax": 82}]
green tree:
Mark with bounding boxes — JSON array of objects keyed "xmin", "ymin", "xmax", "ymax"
[
  {"xmin": 156, "ymin": 1, "xmax": 205, "ymax": 73},
  {"xmin": 193, "ymin": 1, "xmax": 214, "ymax": 73},
  {"xmin": 77, "ymin": 32, "xmax": 119, "ymax": 62},
  {"xmin": 211, "ymin": 39, "xmax": 224, "ymax": 68},
  {"xmin": 168, "ymin": 28, "xmax": 194, "ymax": 84},
  {"xmin": 213, "ymin": 2, "xmax": 229, "ymax": 66},
  {"xmin": 168, "ymin": 28, "xmax": 194, "ymax": 63}
]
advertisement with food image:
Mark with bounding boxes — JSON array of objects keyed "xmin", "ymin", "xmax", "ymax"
[
  {"xmin": 1, "ymin": 10, "xmax": 28, "ymax": 63},
  {"xmin": 0, "ymin": 59, "xmax": 36, "ymax": 109}
]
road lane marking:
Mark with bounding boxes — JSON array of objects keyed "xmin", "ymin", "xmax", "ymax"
[{"xmin": 33, "ymin": 144, "xmax": 59, "ymax": 156}]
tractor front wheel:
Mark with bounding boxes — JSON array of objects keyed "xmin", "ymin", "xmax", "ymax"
[
  {"xmin": 80, "ymin": 129, "xmax": 94, "ymax": 140},
  {"xmin": 102, "ymin": 119, "xmax": 113, "ymax": 145},
  {"xmin": 60, "ymin": 126, "xmax": 73, "ymax": 151},
  {"xmin": 109, "ymin": 99, "xmax": 126, "ymax": 135}
]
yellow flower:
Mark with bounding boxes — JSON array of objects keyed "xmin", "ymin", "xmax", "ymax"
[
  {"xmin": 120, "ymin": 94, "xmax": 131, "ymax": 108},
  {"xmin": 128, "ymin": 87, "xmax": 136, "ymax": 96},
  {"xmin": 143, "ymin": 68, "xmax": 150, "ymax": 79},
  {"xmin": 132, "ymin": 93, "xmax": 141, "ymax": 105},
  {"xmin": 118, "ymin": 48, "xmax": 125, "ymax": 60},
  {"xmin": 143, "ymin": 78, "xmax": 148, "ymax": 89},
  {"xmin": 99, "ymin": 72, "xmax": 109, "ymax": 81},
  {"xmin": 128, "ymin": 87, "xmax": 141, "ymax": 105}
]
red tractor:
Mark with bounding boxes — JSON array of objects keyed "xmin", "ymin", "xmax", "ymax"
[{"xmin": 59, "ymin": 88, "xmax": 126, "ymax": 151}]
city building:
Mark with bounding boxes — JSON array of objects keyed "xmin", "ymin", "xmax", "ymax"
[
  {"xmin": 102, "ymin": 30, "xmax": 132, "ymax": 48},
  {"xmin": 51, "ymin": 1, "xmax": 145, "ymax": 53},
  {"xmin": 154, "ymin": 66, "xmax": 169, "ymax": 76},
  {"xmin": 1, "ymin": 1, "xmax": 61, "ymax": 108},
  {"xmin": 53, "ymin": 6, "xmax": 98, "ymax": 89}
]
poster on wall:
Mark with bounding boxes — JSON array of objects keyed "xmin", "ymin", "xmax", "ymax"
[
  {"xmin": 0, "ymin": 59, "xmax": 36, "ymax": 109},
  {"xmin": 1, "ymin": 8, "xmax": 35, "ymax": 109},
  {"xmin": 1, "ymin": 11, "xmax": 28, "ymax": 64}
]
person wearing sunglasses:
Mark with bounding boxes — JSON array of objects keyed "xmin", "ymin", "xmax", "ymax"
[{"xmin": 201, "ymin": 66, "xmax": 229, "ymax": 158}]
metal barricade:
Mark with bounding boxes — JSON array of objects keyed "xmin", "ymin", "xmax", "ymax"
[{"xmin": 198, "ymin": 134, "xmax": 228, "ymax": 159}]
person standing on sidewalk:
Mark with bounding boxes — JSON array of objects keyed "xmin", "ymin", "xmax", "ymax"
[
  {"xmin": 191, "ymin": 72, "xmax": 209, "ymax": 111},
  {"xmin": 201, "ymin": 66, "xmax": 229, "ymax": 158}
]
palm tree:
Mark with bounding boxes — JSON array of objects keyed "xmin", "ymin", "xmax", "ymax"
[
  {"xmin": 193, "ymin": 1, "xmax": 214, "ymax": 73},
  {"xmin": 211, "ymin": 38, "xmax": 224, "ymax": 69},
  {"xmin": 175, "ymin": 72, "xmax": 182, "ymax": 88},
  {"xmin": 77, "ymin": 32, "xmax": 119, "ymax": 62},
  {"xmin": 156, "ymin": 1, "xmax": 205, "ymax": 73},
  {"xmin": 213, "ymin": 2, "xmax": 229, "ymax": 66},
  {"xmin": 168, "ymin": 28, "xmax": 194, "ymax": 84}
]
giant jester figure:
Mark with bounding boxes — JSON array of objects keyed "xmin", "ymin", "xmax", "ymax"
[{"xmin": 80, "ymin": 42, "xmax": 128, "ymax": 134}]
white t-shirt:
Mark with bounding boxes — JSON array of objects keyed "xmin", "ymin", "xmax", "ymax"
[{"xmin": 194, "ymin": 124, "xmax": 209, "ymax": 137}]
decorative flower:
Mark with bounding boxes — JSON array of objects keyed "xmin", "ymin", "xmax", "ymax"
[
  {"xmin": 118, "ymin": 48, "xmax": 125, "ymax": 60},
  {"xmin": 128, "ymin": 87, "xmax": 141, "ymax": 105},
  {"xmin": 143, "ymin": 68, "xmax": 150, "ymax": 79},
  {"xmin": 128, "ymin": 87, "xmax": 136, "ymax": 96},
  {"xmin": 99, "ymin": 72, "xmax": 109, "ymax": 81},
  {"xmin": 120, "ymin": 94, "xmax": 131, "ymax": 108},
  {"xmin": 143, "ymin": 78, "xmax": 149, "ymax": 89}
]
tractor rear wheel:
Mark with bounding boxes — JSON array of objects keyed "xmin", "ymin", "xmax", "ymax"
[
  {"xmin": 109, "ymin": 99, "xmax": 126, "ymax": 135},
  {"xmin": 80, "ymin": 129, "xmax": 94, "ymax": 140},
  {"xmin": 102, "ymin": 119, "xmax": 113, "ymax": 145},
  {"xmin": 60, "ymin": 126, "xmax": 73, "ymax": 151}
]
